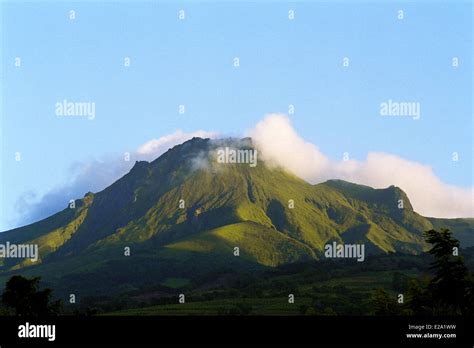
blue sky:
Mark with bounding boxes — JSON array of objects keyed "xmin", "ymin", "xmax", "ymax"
[{"xmin": 1, "ymin": 1, "xmax": 472, "ymax": 230}]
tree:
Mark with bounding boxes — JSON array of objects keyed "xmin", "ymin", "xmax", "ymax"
[
  {"xmin": 405, "ymin": 278, "xmax": 432, "ymax": 315},
  {"xmin": 392, "ymin": 272, "xmax": 410, "ymax": 292},
  {"xmin": 424, "ymin": 228, "xmax": 472, "ymax": 314},
  {"xmin": 372, "ymin": 288, "xmax": 400, "ymax": 315},
  {"xmin": 1, "ymin": 275, "xmax": 61, "ymax": 316}
]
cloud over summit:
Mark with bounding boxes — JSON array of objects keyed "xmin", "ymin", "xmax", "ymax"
[
  {"xmin": 248, "ymin": 114, "xmax": 473, "ymax": 218},
  {"xmin": 11, "ymin": 114, "xmax": 473, "ymax": 230}
]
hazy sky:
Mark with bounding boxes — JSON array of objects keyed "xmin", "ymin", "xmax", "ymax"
[{"xmin": 1, "ymin": 1, "xmax": 472, "ymax": 230}]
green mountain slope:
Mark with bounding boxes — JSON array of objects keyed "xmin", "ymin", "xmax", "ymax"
[{"xmin": 0, "ymin": 137, "xmax": 472, "ymax": 296}]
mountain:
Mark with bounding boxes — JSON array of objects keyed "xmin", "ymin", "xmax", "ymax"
[{"xmin": 0, "ymin": 137, "xmax": 472, "ymax": 296}]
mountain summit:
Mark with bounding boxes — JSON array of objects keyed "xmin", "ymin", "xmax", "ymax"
[{"xmin": 0, "ymin": 137, "xmax": 472, "ymax": 295}]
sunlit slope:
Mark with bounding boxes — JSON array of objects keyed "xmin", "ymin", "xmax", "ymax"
[{"xmin": 0, "ymin": 137, "xmax": 472, "ymax": 277}]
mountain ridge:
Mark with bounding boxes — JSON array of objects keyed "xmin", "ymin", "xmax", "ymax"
[{"xmin": 0, "ymin": 137, "xmax": 472, "ymax": 295}]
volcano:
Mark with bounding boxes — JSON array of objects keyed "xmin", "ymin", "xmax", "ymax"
[{"xmin": 0, "ymin": 137, "xmax": 472, "ymax": 296}]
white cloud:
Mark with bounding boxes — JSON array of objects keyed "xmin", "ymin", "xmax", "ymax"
[
  {"xmin": 248, "ymin": 114, "xmax": 473, "ymax": 218},
  {"xmin": 248, "ymin": 114, "xmax": 332, "ymax": 182}
]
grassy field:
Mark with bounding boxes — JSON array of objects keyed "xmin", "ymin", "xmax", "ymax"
[
  {"xmin": 161, "ymin": 278, "xmax": 191, "ymax": 289},
  {"xmin": 101, "ymin": 263, "xmax": 423, "ymax": 316},
  {"xmin": 105, "ymin": 297, "xmax": 314, "ymax": 316}
]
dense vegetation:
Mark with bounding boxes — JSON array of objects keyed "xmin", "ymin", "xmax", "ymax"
[
  {"xmin": 0, "ymin": 138, "xmax": 472, "ymax": 316},
  {"xmin": 3, "ymin": 229, "xmax": 471, "ymax": 316}
]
